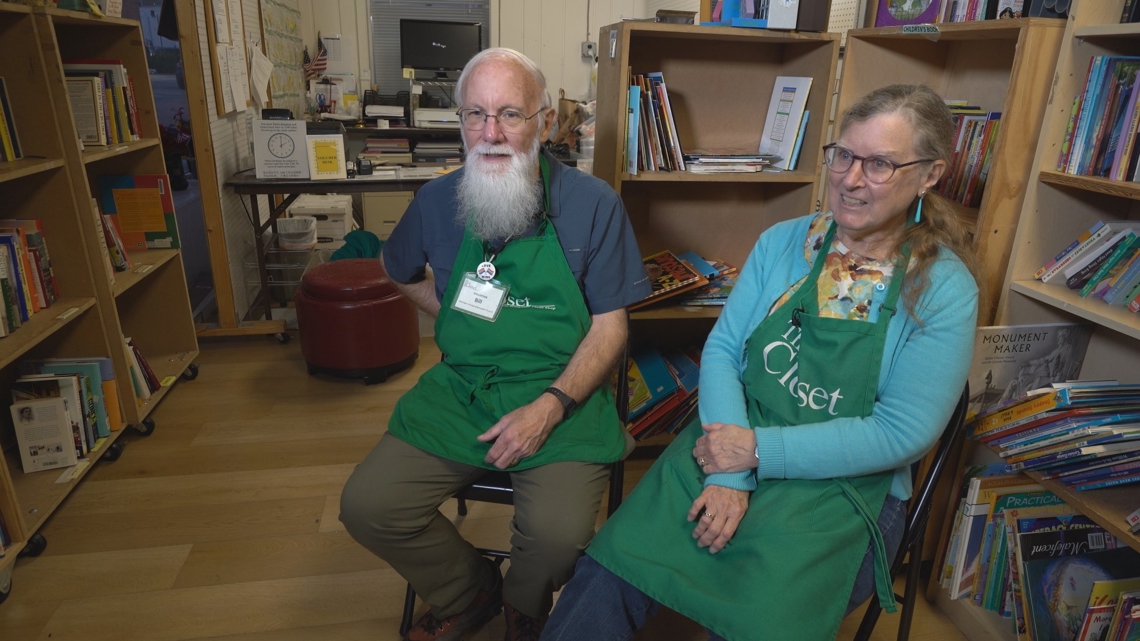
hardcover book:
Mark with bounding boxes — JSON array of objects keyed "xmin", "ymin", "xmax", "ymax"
[
  {"xmin": 629, "ymin": 250, "xmax": 709, "ymax": 311},
  {"xmin": 97, "ymin": 175, "xmax": 180, "ymax": 251},
  {"xmin": 875, "ymin": 0, "xmax": 942, "ymax": 26}
]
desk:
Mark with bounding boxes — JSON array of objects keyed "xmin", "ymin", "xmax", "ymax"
[{"xmin": 225, "ymin": 172, "xmax": 442, "ymax": 338}]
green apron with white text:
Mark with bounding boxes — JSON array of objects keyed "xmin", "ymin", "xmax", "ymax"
[
  {"xmin": 387, "ymin": 157, "xmax": 626, "ymax": 469},
  {"xmin": 588, "ymin": 223, "xmax": 902, "ymax": 640}
]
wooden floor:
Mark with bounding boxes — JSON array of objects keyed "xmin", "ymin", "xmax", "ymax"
[{"xmin": 0, "ymin": 335, "xmax": 969, "ymax": 641}]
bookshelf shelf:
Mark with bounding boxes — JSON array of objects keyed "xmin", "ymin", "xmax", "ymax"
[
  {"xmin": 113, "ymin": 249, "xmax": 181, "ymax": 297},
  {"xmin": 1039, "ymin": 169, "xmax": 1140, "ymax": 201},
  {"xmin": 856, "ymin": 17, "xmax": 1057, "ymax": 40},
  {"xmin": 1073, "ymin": 22, "xmax": 1140, "ymax": 39},
  {"xmin": 42, "ymin": 7, "xmax": 137, "ymax": 27},
  {"xmin": 623, "ymin": 171, "xmax": 818, "ymax": 183},
  {"xmin": 0, "ymin": 297, "xmax": 97, "ymax": 370},
  {"xmin": 81, "ymin": 138, "xmax": 161, "ymax": 165},
  {"xmin": 1009, "ymin": 280, "xmax": 1140, "ymax": 341},
  {"xmin": 630, "ymin": 306, "xmax": 722, "ymax": 321},
  {"xmin": 6, "ymin": 427, "xmax": 130, "ymax": 535},
  {"xmin": 1025, "ymin": 470, "xmax": 1140, "ymax": 553},
  {"xmin": 0, "ymin": 158, "xmax": 66, "ymax": 184},
  {"xmin": 134, "ymin": 350, "xmax": 200, "ymax": 421}
]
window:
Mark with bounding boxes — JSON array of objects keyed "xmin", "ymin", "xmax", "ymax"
[{"xmin": 369, "ymin": 0, "xmax": 491, "ymax": 99}]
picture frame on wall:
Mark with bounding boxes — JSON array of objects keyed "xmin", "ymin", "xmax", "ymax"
[{"xmin": 875, "ymin": 0, "xmax": 943, "ymax": 26}]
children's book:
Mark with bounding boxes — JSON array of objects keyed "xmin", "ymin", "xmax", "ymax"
[
  {"xmin": 629, "ymin": 250, "xmax": 709, "ymax": 310},
  {"xmin": 97, "ymin": 174, "xmax": 180, "ymax": 251},
  {"xmin": 1074, "ymin": 577, "xmax": 1140, "ymax": 641}
]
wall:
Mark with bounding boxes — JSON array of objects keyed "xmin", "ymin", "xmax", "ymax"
[{"xmin": 297, "ymin": 0, "xmax": 650, "ymax": 102}]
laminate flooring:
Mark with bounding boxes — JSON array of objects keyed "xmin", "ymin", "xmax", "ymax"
[{"xmin": 0, "ymin": 335, "xmax": 968, "ymax": 641}]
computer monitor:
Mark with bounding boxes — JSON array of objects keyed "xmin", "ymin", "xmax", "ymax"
[{"xmin": 400, "ymin": 19, "xmax": 482, "ymax": 73}]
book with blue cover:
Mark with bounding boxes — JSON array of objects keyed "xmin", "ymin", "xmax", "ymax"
[{"xmin": 628, "ymin": 347, "xmax": 678, "ymax": 420}]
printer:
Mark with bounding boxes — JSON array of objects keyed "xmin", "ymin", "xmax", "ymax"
[{"xmin": 413, "ymin": 108, "xmax": 461, "ymax": 129}]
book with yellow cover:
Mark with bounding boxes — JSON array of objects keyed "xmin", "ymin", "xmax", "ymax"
[
  {"xmin": 306, "ymin": 134, "xmax": 347, "ymax": 180},
  {"xmin": 629, "ymin": 250, "xmax": 709, "ymax": 311}
]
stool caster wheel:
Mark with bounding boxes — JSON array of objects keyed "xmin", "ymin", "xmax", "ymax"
[
  {"xmin": 0, "ymin": 565, "xmax": 11, "ymax": 605},
  {"xmin": 363, "ymin": 374, "xmax": 388, "ymax": 386},
  {"xmin": 275, "ymin": 332, "xmax": 291, "ymax": 344},
  {"xmin": 102, "ymin": 442, "xmax": 123, "ymax": 462},
  {"xmin": 181, "ymin": 364, "xmax": 199, "ymax": 381},
  {"xmin": 134, "ymin": 417, "xmax": 156, "ymax": 437},
  {"xmin": 19, "ymin": 533, "xmax": 46, "ymax": 558}
]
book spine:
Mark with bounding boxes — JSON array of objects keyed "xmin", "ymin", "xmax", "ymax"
[
  {"xmin": 1079, "ymin": 234, "xmax": 1137, "ymax": 296},
  {"xmin": 1041, "ymin": 224, "xmax": 1112, "ymax": 283},
  {"xmin": 0, "ymin": 98, "xmax": 14, "ymax": 162},
  {"xmin": 1075, "ymin": 472, "xmax": 1140, "ymax": 491},
  {"xmin": 972, "ymin": 391, "xmax": 1069, "ymax": 436},
  {"xmin": 1066, "ymin": 234, "xmax": 1127, "ymax": 288},
  {"xmin": 1036, "ymin": 223, "xmax": 1099, "ymax": 279},
  {"xmin": 1058, "ymin": 94, "xmax": 1082, "ymax": 171}
]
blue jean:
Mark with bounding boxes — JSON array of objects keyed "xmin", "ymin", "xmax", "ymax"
[{"xmin": 540, "ymin": 495, "xmax": 906, "ymax": 641}]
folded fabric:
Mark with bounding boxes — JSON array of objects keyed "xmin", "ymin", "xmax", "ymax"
[{"xmin": 330, "ymin": 230, "xmax": 383, "ymax": 261}]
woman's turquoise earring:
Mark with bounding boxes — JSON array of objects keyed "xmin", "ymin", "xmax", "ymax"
[{"xmin": 915, "ymin": 193, "xmax": 925, "ymax": 223}]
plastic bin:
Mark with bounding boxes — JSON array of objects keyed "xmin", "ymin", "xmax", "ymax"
[{"xmin": 277, "ymin": 216, "xmax": 317, "ymax": 250}]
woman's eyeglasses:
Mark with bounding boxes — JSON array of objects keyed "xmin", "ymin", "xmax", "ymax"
[{"xmin": 822, "ymin": 143, "xmax": 934, "ymax": 184}]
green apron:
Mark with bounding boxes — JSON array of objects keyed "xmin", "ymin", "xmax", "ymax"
[
  {"xmin": 588, "ymin": 223, "xmax": 904, "ymax": 640},
  {"xmin": 387, "ymin": 156, "xmax": 626, "ymax": 470}
]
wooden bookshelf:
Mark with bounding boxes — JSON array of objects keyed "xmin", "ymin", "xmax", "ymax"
[
  {"xmin": 595, "ymin": 21, "xmax": 839, "ymax": 447},
  {"xmin": 0, "ymin": 6, "xmax": 198, "ymax": 594},
  {"xmin": 979, "ymin": 0, "xmax": 1140, "ymax": 636},
  {"xmin": 112, "ymin": 249, "xmax": 181, "ymax": 297}
]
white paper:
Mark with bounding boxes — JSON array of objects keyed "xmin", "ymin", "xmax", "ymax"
[
  {"xmin": 227, "ymin": 0, "xmax": 244, "ymax": 47},
  {"xmin": 254, "ymin": 120, "xmax": 310, "ymax": 179},
  {"xmin": 250, "ymin": 45, "xmax": 274, "ymax": 106},
  {"xmin": 227, "ymin": 45, "xmax": 251, "ymax": 110},
  {"xmin": 322, "ymin": 34, "xmax": 352, "ymax": 75},
  {"xmin": 11, "ymin": 398, "xmax": 78, "ymax": 473},
  {"xmin": 103, "ymin": 0, "xmax": 122, "ymax": 17},
  {"xmin": 216, "ymin": 43, "xmax": 235, "ymax": 112},
  {"xmin": 211, "ymin": 0, "xmax": 230, "ymax": 43},
  {"xmin": 759, "ymin": 76, "xmax": 812, "ymax": 170}
]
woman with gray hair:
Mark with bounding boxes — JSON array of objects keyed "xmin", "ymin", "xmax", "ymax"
[{"xmin": 542, "ymin": 84, "xmax": 980, "ymax": 641}]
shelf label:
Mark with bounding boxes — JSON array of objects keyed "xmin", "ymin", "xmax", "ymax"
[
  {"xmin": 135, "ymin": 264, "xmax": 155, "ymax": 274},
  {"xmin": 161, "ymin": 376, "xmax": 177, "ymax": 387},
  {"xmin": 902, "ymin": 24, "xmax": 940, "ymax": 36},
  {"xmin": 57, "ymin": 307, "xmax": 79, "ymax": 321}
]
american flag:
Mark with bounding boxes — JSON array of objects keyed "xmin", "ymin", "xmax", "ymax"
[{"xmin": 303, "ymin": 35, "xmax": 328, "ymax": 80}]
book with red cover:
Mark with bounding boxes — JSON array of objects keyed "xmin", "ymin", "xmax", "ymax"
[{"xmin": 629, "ymin": 250, "xmax": 709, "ymax": 311}]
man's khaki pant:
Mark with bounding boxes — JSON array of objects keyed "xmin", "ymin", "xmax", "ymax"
[{"xmin": 339, "ymin": 433, "xmax": 610, "ymax": 618}]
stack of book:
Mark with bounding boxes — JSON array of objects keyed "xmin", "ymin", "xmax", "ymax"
[
  {"xmin": 937, "ymin": 464, "xmax": 1140, "ymax": 641},
  {"xmin": 937, "ymin": 103, "xmax": 1001, "ymax": 208},
  {"xmin": 1124, "ymin": 0, "xmax": 1140, "ymax": 23},
  {"xmin": 626, "ymin": 345, "xmax": 701, "ymax": 440},
  {"xmin": 626, "ymin": 72, "xmax": 685, "ymax": 174},
  {"xmin": 675, "ymin": 253, "xmax": 737, "ymax": 306},
  {"xmin": 359, "ymin": 138, "xmax": 412, "ymax": 166},
  {"xmin": 1034, "ymin": 221, "xmax": 1140, "ymax": 312},
  {"xmin": 682, "ymin": 150, "xmax": 778, "ymax": 174},
  {"xmin": 9, "ymin": 357, "xmax": 120, "ymax": 472},
  {"xmin": 124, "ymin": 336, "xmax": 160, "ymax": 403},
  {"xmin": 1057, "ymin": 56, "xmax": 1140, "ymax": 182},
  {"xmin": 629, "ymin": 249, "xmax": 709, "ymax": 311},
  {"xmin": 972, "ymin": 382, "xmax": 1140, "ymax": 490},
  {"xmin": 0, "ymin": 219, "xmax": 60, "ymax": 338},
  {"xmin": 0, "ymin": 77, "xmax": 22, "ymax": 162},
  {"xmin": 62, "ymin": 59, "xmax": 142, "ymax": 146},
  {"xmin": 412, "ymin": 140, "xmax": 462, "ymax": 164},
  {"xmin": 97, "ymin": 175, "xmax": 180, "ymax": 252},
  {"xmin": 942, "ymin": 0, "xmax": 1027, "ymax": 22}
]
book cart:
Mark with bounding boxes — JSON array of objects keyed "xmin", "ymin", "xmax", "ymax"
[
  {"xmin": 593, "ymin": 21, "xmax": 840, "ymax": 449},
  {"xmin": 0, "ymin": 5, "xmax": 198, "ymax": 602}
]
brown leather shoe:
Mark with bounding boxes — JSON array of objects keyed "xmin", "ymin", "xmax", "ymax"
[
  {"xmin": 405, "ymin": 560, "xmax": 503, "ymax": 641},
  {"xmin": 503, "ymin": 599, "xmax": 548, "ymax": 641}
]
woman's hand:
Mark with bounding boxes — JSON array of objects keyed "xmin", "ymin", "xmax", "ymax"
[
  {"xmin": 687, "ymin": 485, "xmax": 750, "ymax": 553},
  {"xmin": 693, "ymin": 423, "xmax": 759, "ymax": 474}
]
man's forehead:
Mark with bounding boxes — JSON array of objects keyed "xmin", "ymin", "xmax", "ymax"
[{"xmin": 465, "ymin": 60, "xmax": 538, "ymax": 105}]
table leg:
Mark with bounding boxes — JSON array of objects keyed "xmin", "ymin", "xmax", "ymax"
[{"xmin": 250, "ymin": 195, "xmax": 274, "ymax": 324}]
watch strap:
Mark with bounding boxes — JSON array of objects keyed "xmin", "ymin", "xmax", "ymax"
[{"xmin": 543, "ymin": 387, "xmax": 577, "ymax": 421}]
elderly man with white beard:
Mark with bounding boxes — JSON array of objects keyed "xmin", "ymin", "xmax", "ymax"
[{"xmin": 338, "ymin": 48, "xmax": 650, "ymax": 641}]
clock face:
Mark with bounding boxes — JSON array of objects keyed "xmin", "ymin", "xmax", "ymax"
[{"xmin": 268, "ymin": 133, "xmax": 295, "ymax": 158}]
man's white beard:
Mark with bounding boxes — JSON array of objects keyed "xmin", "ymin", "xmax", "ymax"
[{"xmin": 457, "ymin": 138, "xmax": 543, "ymax": 242}]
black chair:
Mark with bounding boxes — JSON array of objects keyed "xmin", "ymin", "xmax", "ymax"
[
  {"xmin": 399, "ymin": 345, "xmax": 634, "ymax": 636},
  {"xmin": 853, "ymin": 385, "xmax": 970, "ymax": 641}
]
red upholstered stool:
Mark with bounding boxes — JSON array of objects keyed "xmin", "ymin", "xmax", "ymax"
[{"xmin": 295, "ymin": 259, "xmax": 419, "ymax": 385}]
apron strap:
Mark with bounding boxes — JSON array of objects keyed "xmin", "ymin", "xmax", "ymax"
[{"xmin": 837, "ymin": 479, "xmax": 898, "ymax": 614}]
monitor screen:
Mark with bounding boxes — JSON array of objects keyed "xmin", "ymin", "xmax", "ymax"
[{"xmin": 400, "ymin": 20, "xmax": 483, "ymax": 72}]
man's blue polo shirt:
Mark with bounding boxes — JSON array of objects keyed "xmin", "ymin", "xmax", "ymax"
[{"xmin": 382, "ymin": 149, "xmax": 650, "ymax": 315}]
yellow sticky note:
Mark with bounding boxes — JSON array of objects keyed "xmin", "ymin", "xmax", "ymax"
[
  {"xmin": 161, "ymin": 376, "xmax": 177, "ymax": 387},
  {"xmin": 113, "ymin": 189, "xmax": 166, "ymax": 233},
  {"xmin": 402, "ymin": 67, "xmax": 414, "ymax": 79}
]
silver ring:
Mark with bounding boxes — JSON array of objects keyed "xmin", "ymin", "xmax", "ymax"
[
  {"xmin": 703, "ymin": 512, "xmax": 714, "ymax": 519},
  {"xmin": 698, "ymin": 456, "xmax": 707, "ymax": 467}
]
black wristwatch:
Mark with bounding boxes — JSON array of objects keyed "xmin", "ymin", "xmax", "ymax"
[{"xmin": 543, "ymin": 387, "xmax": 578, "ymax": 421}]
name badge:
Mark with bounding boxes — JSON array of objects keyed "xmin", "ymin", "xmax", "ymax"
[{"xmin": 452, "ymin": 272, "xmax": 509, "ymax": 321}]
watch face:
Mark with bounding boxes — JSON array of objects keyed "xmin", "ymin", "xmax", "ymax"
[{"xmin": 268, "ymin": 133, "xmax": 295, "ymax": 158}]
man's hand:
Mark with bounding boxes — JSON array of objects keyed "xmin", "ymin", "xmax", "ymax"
[
  {"xmin": 693, "ymin": 423, "xmax": 759, "ymax": 474},
  {"xmin": 477, "ymin": 394, "xmax": 563, "ymax": 469},
  {"xmin": 687, "ymin": 485, "xmax": 750, "ymax": 554}
]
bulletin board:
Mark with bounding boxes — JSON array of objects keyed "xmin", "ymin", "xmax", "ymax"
[{"xmin": 204, "ymin": 0, "xmax": 254, "ymax": 116}]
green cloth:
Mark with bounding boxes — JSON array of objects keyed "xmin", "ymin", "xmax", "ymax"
[{"xmin": 330, "ymin": 230, "xmax": 383, "ymax": 261}]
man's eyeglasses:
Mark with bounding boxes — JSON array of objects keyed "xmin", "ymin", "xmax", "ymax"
[
  {"xmin": 456, "ymin": 108, "xmax": 545, "ymax": 132},
  {"xmin": 822, "ymin": 143, "xmax": 934, "ymax": 184}
]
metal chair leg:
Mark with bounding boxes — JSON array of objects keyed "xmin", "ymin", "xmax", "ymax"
[
  {"xmin": 607, "ymin": 462, "xmax": 625, "ymax": 517},
  {"xmin": 854, "ymin": 595, "xmax": 883, "ymax": 641},
  {"xmin": 400, "ymin": 582, "xmax": 417, "ymax": 636},
  {"xmin": 897, "ymin": 534, "xmax": 924, "ymax": 641}
]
